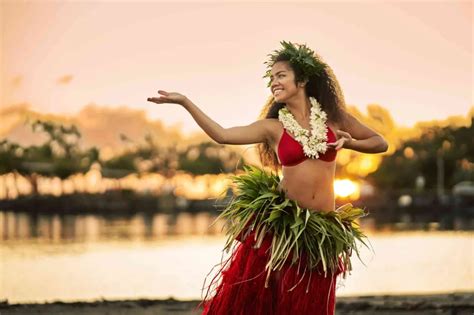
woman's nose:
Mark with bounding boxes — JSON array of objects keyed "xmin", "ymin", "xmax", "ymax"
[{"xmin": 271, "ymin": 81, "xmax": 281, "ymax": 89}]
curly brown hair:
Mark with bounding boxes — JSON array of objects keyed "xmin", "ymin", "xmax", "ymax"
[{"xmin": 257, "ymin": 51, "xmax": 348, "ymax": 171}]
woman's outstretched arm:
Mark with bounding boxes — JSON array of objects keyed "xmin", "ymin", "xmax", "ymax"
[{"xmin": 147, "ymin": 90, "xmax": 273, "ymax": 145}]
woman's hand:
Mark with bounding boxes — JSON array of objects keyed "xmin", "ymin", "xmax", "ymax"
[
  {"xmin": 147, "ymin": 90, "xmax": 188, "ymax": 106},
  {"xmin": 327, "ymin": 130, "xmax": 353, "ymax": 151}
]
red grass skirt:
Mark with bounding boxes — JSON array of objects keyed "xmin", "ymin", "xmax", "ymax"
[{"xmin": 199, "ymin": 229, "xmax": 345, "ymax": 315}]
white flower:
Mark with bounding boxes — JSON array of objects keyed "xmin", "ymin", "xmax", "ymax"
[{"xmin": 278, "ymin": 97, "xmax": 329, "ymax": 159}]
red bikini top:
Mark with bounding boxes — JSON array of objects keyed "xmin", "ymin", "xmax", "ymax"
[{"xmin": 277, "ymin": 126, "xmax": 337, "ymax": 166}]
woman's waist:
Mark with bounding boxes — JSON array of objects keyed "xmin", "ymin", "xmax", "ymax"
[{"xmin": 278, "ymin": 178, "xmax": 335, "ymax": 212}]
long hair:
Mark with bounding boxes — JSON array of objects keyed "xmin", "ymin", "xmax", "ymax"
[{"xmin": 257, "ymin": 51, "xmax": 348, "ymax": 171}]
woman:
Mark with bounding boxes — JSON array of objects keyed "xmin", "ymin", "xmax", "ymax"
[{"xmin": 148, "ymin": 41, "xmax": 388, "ymax": 315}]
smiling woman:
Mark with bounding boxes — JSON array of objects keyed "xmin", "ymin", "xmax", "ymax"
[{"xmin": 147, "ymin": 40, "xmax": 388, "ymax": 315}]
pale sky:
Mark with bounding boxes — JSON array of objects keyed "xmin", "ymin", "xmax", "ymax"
[{"xmin": 1, "ymin": 1, "xmax": 472, "ymax": 134}]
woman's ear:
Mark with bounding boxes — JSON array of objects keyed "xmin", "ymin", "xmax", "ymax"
[{"xmin": 298, "ymin": 79, "xmax": 308, "ymax": 88}]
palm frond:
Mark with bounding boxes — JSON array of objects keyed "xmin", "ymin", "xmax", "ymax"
[{"xmin": 216, "ymin": 165, "xmax": 370, "ymax": 283}]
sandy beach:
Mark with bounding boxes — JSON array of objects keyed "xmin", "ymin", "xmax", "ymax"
[{"xmin": 1, "ymin": 292, "xmax": 473, "ymax": 315}]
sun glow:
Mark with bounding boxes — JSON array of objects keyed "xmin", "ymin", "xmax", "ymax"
[{"xmin": 334, "ymin": 179, "xmax": 360, "ymax": 200}]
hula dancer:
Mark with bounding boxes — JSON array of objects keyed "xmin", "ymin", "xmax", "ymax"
[{"xmin": 147, "ymin": 41, "xmax": 388, "ymax": 315}]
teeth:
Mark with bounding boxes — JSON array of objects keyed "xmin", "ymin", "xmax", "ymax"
[{"xmin": 274, "ymin": 89, "xmax": 283, "ymax": 95}]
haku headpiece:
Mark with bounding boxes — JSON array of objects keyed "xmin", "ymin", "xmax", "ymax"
[{"xmin": 263, "ymin": 40, "xmax": 326, "ymax": 87}]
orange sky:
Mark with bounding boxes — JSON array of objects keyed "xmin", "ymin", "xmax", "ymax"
[{"xmin": 1, "ymin": 1, "xmax": 472, "ymax": 134}]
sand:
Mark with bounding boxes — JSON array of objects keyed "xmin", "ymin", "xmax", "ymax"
[{"xmin": 1, "ymin": 292, "xmax": 473, "ymax": 315}]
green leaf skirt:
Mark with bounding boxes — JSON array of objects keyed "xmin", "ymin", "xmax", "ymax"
[
  {"xmin": 200, "ymin": 165, "xmax": 371, "ymax": 314},
  {"xmin": 212, "ymin": 165, "xmax": 370, "ymax": 288}
]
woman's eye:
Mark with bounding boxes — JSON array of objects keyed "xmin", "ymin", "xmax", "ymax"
[{"xmin": 269, "ymin": 74, "xmax": 284, "ymax": 84}]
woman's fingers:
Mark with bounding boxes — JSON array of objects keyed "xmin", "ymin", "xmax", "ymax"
[
  {"xmin": 327, "ymin": 141, "xmax": 338, "ymax": 148},
  {"xmin": 147, "ymin": 96, "xmax": 168, "ymax": 103},
  {"xmin": 148, "ymin": 90, "xmax": 185, "ymax": 105},
  {"xmin": 327, "ymin": 139, "xmax": 344, "ymax": 150},
  {"xmin": 336, "ymin": 130, "xmax": 352, "ymax": 139}
]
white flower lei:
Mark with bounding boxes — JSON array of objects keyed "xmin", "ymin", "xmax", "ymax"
[{"xmin": 278, "ymin": 97, "xmax": 328, "ymax": 159}]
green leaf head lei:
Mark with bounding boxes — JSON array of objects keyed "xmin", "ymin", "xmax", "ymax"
[{"xmin": 263, "ymin": 40, "xmax": 327, "ymax": 88}]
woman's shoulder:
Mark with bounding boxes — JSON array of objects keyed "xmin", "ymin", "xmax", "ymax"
[
  {"xmin": 261, "ymin": 118, "xmax": 283, "ymax": 131},
  {"xmin": 258, "ymin": 118, "xmax": 283, "ymax": 144},
  {"xmin": 262, "ymin": 117, "xmax": 282, "ymax": 124},
  {"xmin": 329, "ymin": 110, "xmax": 351, "ymax": 130}
]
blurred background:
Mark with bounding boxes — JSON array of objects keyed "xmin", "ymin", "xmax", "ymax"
[{"xmin": 0, "ymin": 0, "xmax": 472, "ymax": 305}]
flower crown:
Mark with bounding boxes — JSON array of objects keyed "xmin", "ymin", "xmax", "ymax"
[{"xmin": 263, "ymin": 40, "xmax": 326, "ymax": 88}]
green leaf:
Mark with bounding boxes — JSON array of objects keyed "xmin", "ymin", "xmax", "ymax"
[
  {"xmin": 289, "ymin": 215, "xmax": 303, "ymax": 229},
  {"xmin": 219, "ymin": 164, "xmax": 370, "ymax": 284}
]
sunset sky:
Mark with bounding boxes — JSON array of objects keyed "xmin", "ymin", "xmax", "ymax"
[{"xmin": 1, "ymin": 1, "xmax": 472, "ymax": 134}]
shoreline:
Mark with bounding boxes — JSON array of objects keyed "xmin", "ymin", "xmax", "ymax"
[{"xmin": 1, "ymin": 292, "xmax": 473, "ymax": 315}]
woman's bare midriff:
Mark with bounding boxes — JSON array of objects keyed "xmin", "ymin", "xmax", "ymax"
[{"xmin": 278, "ymin": 159, "xmax": 336, "ymax": 213}]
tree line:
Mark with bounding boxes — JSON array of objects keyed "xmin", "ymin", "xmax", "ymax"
[
  {"xmin": 0, "ymin": 119, "xmax": 245, "ymax": 196},
  {"xmin": 1, "ymin": 116, "xmax": 472, "ymax": 196},
  {"xmin": 368, "ymin": 116, "xmax": 474, "ymax": 190}
]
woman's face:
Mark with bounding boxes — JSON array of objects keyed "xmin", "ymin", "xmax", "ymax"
[{"xmin": 270, "ymin": 61, "xmax": 299, "ymax": 102}]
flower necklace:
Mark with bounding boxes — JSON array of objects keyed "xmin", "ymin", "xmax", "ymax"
[{"xmin": 278, "ymin": 97, "xmax": 328, "ymax": 159}]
